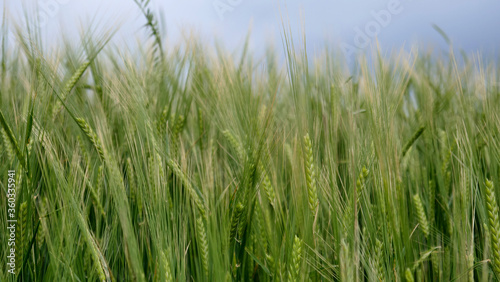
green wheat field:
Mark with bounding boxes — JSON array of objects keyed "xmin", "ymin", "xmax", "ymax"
[{"xmin": 1, "ymin": 4, "xmax": 500, "ymax": 282}]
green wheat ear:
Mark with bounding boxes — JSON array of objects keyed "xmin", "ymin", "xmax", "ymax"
[
  {"xmin": 95, "ymin": 165, "xmax": 104, "ymax": 202},
  {"xmin": 156, "ymin": 153, "xmax": 172, "ymax": 209},
  {"xmin": 265, "ymin": 252, "xmax": 275, "ymax": 274},
  {"xmin": 77, "ymin": 136, "xmax": 90, "ymax": 164},
  {"xmin": 467, "ymin": 252, "xmax": 474, "ymax": 282},
  {"xmin": 52, "ymin": 61, "xmax": 91, "ymax": 119},
  {"xmin": 196, "ymin": 217, "xmax": 209, "ymax": 277},
  {"xmin": 148, "ymin": 155, "xmax": 156, "ymax": 189},
  {"xmin": 88, "ymin": 180, "xmax": 105, "ymax": 217},
  {"xmin": 126, "ymin": 158, "xmax": 141, "ymax": 212},
  {"xmin": 401, "ymin": 126, "xmax": 425, "ymax": 158},
  {"xmin": 229, "ymin": 202, "xmax": 244, "ymax": 243},
  {"xmin": 87, "ymin": 240, "xmax": 106, "ymax": 282},
  {"xmin": 428, "ymin": 180, "xmax": 436, "ymax": 225},
  {"xmin": 167, "ymin": 158, "xmax": 207, "ymax": 221},
  {"xmin": 485, "ymin": 179, "xmax": 500, "ymax": 274},
  {"xmin": 1, "ymin": 128, "xmax": 14, "ymax": 162},
  {"xmin": 36, "ymin": 197, "xmax": 47, "ymax": 248},
  {"xmin": 222, "ymin": 130, "xmax": 246, "ymax": 162},
  {"xmin": 254, "ymin": 204, "xmax": 268, "ymax": 251},
  {"xmin": 288, "ymin": 235, "xmax": 303, "ymax": 282},
  {"xmin": 197, "ymin": 107, "xmax": 205, "ymax": 151},
  {"xmin": 83, "ymin": 243, "xmax": 92, "ymax": 278},
  {"xmin": 413, "ymin": 194, "xmax": 430, "ymax": 238},
  {"xmin": 17, "ymin": 201, "xmax": 28, "ymax": 264},
  {"xmin": 340, "ymin": 239, "xmax": 353, "ymax": 281},
  {"xmin": 374, "ymin": 239, "xmax": 385, "ymax": 281},
  {"xmin": 171, "ymin": 114, "xmax": 185, "ymax": 154},
  {"xmin": 0, "ymin": 110, "xmax": 25, "ymax": 168},
  {"xmin": 259, "ymin": 162, "xmax": 276, "ymax": 207},
  {"xmin": 405, "ymin": 268, "xmax": 414, "ymax": 282},
  {"xmin": 157, "ymin": 105, "xmax": 168, "ymax": 137},
  {"xmin": 304, "ymin": 133, "xmax": 319, "ymax": 216},
  {"xmin": 162, "ymin": 250, "xmax": 173, "ymax": 282},
  {"xmin": 75, "ymin": 117, "xmax": 105, "ymax": 160},
  {"xmin": 356, "ymin": 166, "xmax": 369, "ymax": 206}
]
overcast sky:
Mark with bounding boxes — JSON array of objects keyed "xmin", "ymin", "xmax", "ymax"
[{"xmin": 3, "ymin": 0, "xmax": 500, "ymax": 60}]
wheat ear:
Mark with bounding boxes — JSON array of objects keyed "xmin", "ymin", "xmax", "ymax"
[
  {"xmin": 52, "ymin": 61, "xmax": 91, "ymax": 119},
  {"xmin": 356, "ymin": 166, "xmax": 369, "ymax": 206},
  {"xmin": 162, "ymin": 250, "xmax": 173, "ymax": 282},
  {"xmin": 0, "ymin": 110, "xmax": 25, "ymax": 168},
  {"xmin": 401, "ymin": 126, "xmax": 425, "ymax": 157},
  {"xmin": 196, "ymin": 217, "xmax": 209, "ymax": 277},
  {"xmin": 75, "ymin": 118, "xmax": 105, "ymax": 160},
  {"xmin": 304, "ymin": 133, "xmax": 319, "ymax": 216},
  {"xmin": 229, "ymin": 202, "xmax": 244, "ymax": 242},
  {"xmin": 1, "ymin": 128, "xmax": 14, "ymax": 162},
  {"xmin": 89, "ymin": 181, "xmax": 105, "ymax": 217},
  {"xmin": 17, "ymin": 201, "xmax": 28, "ymax": 264},
  {"xmin": 222, "ymin": 130, "xmax": 246, "ymax": 161},
  {"xmin": 288, "ymin": 235, "xmax": 303, "ymax": 282},
  {"xmin": 375, "ymin": 239, "xmax": 385, "ymax": 281},
  {"xmin": 485, "ymin": 179, "xmax": 500, "ymax": 274},
  {"xmin": 413, "ymin": 194, "xmax": 430, "ymax": 238},
  {"xmin": 405, "ymin": 268, "xmax": 414, "ymax": 282},
  {"xmin": 166, "ymin": 158, "xmax": 206, "ymax": 221},
  {"xmin": 259, "ymin": 163, "xmax": 276, "ymax": 207}
]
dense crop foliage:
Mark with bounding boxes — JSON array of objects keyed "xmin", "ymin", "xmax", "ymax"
[{"xmin": 1, "ymin": 14, "xmax": 500, "ymax": 282}]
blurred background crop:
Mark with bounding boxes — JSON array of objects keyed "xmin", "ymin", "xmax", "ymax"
[{"xmin": 3, "ymin": 0, "xmax": 500, "ymax": 61}]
